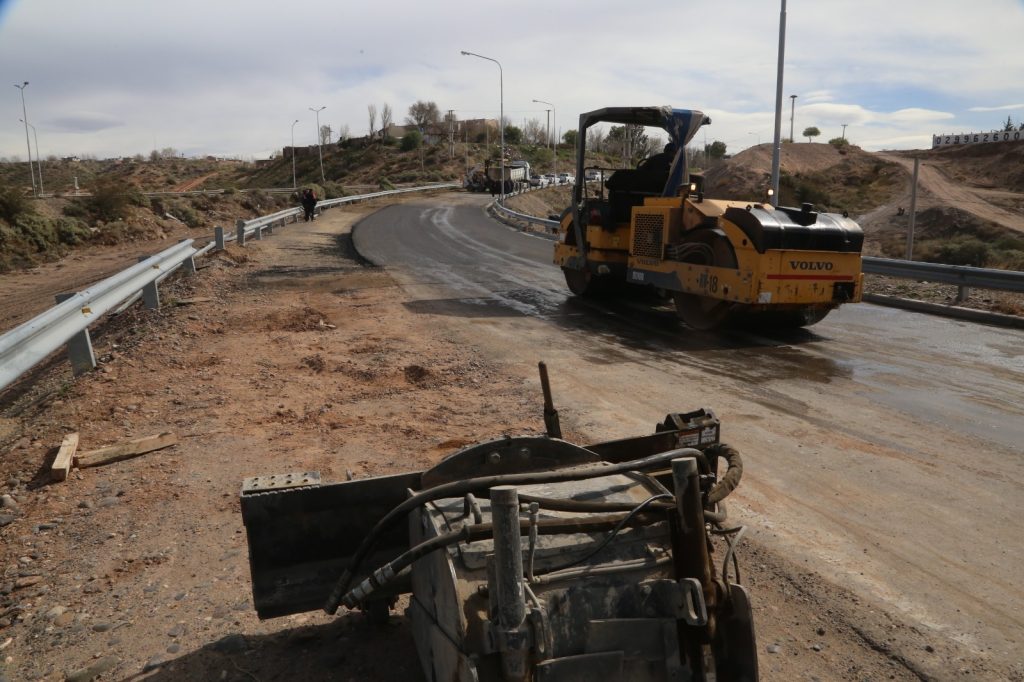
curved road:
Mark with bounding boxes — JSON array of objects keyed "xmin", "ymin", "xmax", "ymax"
[{"xmin": 354, "ymin": 193, "xmax": 1024, "ymax": 672}]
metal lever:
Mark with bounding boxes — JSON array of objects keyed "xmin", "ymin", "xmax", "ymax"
[{"xmin": 538, "ymin": 361, "xmax": 562, "ymax": 439}]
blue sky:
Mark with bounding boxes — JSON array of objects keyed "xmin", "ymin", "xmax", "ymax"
[{"xmin": 1, "ymin": 0, "xmax": 1022, "ymax": 160}]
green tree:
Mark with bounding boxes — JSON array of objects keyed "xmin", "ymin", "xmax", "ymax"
[
  {"xmin": 803, "ymin": 126, "xmax": 821, "ymax": 143},
  {"xmin": 828, "ymin": 137, "xmax": 849, "ymax": 148},
  {"xmin": 1003, "ymin": 116, "xmax": 1015, "ymax": 132},
  {"xmin": 400, "ymin": 130, "xmax": 423, "ymax": 151},
  {"xmin": 405, "ymin": 101, "xmax": 440, "ymax": 128},
  {"xmin": 504, "ymin": 125, "xmax": 523, "ymax": 145},
  {"xmin": 607, "ymin": 124, "xmax": 652, "ymax": 162},
  {"xmin": 705, "ymin": 140, "xmax": 727, "ymax": 160},
  {"xmin": 562, "ymin": 129, "xmax": 578, "ymax": 148}
]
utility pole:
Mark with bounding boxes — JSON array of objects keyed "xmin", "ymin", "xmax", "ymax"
[
  {"xmin": 309, "ymin": 106, "xmax": 326, "ymax": 184},
  {"xmin": 291, "ymin": 119, "xmax": 299, "ymax": 189},
  {"xmin": 533, "ymin": 98, "xmax": 555, "ymax": 176},
  {"xmin": 769, "ymin": 0, "xmax": 788, "ymax": 206},
  {"xmin": 841, "ymin": 123, "xmax": 848, "ymax": 140},
  {"xmin": 789, "ymin": 94, "xmax": 797, "ymax": 143},
  {"xmin": 906, "ymin": 158, "xmax": 920, "ymax": 260},
  {"xmin": 14, "ymin": 82, "xmax": 36, "ymax": 196},
  {"xmin": 448, "ymin": 109, "xmax": 455, "ymax": 160}
]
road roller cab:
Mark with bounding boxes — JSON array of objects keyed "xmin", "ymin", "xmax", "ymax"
[{"xmin": 554, "ymin": 106, "xmax": 864, "ymax": 329}]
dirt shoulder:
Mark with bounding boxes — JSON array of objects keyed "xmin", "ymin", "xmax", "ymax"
[{"xmin": 0, "ymin": 199, "xmax": 995, "ymax": 681}]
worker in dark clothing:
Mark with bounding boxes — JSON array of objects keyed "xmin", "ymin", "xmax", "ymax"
[
  {"xmin": 301, "ymin": 188, "xmax": 318, "ymax": 221},
  {"xmin": 638, "ymin": 141, "xmax": 678, "ymax": 173}
]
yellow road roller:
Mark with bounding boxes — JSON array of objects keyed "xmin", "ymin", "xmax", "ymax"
[{"xmin": 554, "ymin": 106, "xmax": 864, "ymax": 329}]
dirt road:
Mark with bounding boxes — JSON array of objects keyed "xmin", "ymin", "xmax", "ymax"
[
  {"xmin": 877, "ymin": 153, "xmax": 1024, "ymax": 233},
  {"xmin": 0, "ymin": 194, "xmax": 1020, "ymax": 681}
]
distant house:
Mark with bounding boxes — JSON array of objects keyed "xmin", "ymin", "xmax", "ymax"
[
  {"xmin": 281, "ymin": 145, "xmax": 320, "ymax": 157},
  {"xmin": 381, "ymin": 124, "xmax": 414, "ymax": 139}
]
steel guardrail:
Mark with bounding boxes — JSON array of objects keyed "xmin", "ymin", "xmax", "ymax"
[
  {"xmin": 0, "ymin": 182, "xmax": 459, "ymax": 393},
  {"xmin": 861, "ymin": 256, "xmax": 1024, "ymax": 294},
  {"xmin": 0, "ymin": 240, "xmax": 199, "ymax": 392},
  {"xmin": 232, "ymin": 183, "xmax": 459, "ymax": 242}
]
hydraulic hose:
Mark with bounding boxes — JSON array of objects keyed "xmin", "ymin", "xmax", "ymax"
[
  {"xmin": 705, "ymin": 443, "xmax": 742, "ymax": 505},
  {"xmin": 338, "ymin": 510, "xmax": 664, "ymax": 609},
  {"xmin": 324, "ymin": 446, "xmax": 703, "ymax": 614}
]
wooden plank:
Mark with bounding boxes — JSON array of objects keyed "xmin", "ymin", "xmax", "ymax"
[
  {"xmin": 75, "ymin": 432, "xmax": 177, "ymax": 469},
  {"xmin": 174, "ymin": 297, "xmax": 213, "ymax": 306},
  {"xmin": 50, "ymin": 432, "xmax": 80, "ymax": 482}
]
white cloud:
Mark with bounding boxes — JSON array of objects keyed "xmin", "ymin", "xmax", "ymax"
[
  {"xmin": 1, "ymin": 0, "xmax": 1022, "ymax": 158},
  {"xmin": 968, "ymin": 104, "xmax": 1024, "ymax": 112}
]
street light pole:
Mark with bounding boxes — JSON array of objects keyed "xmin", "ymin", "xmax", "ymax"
[
  {"xmin": 20, "ymin": 119, "xmax": 43, "ymax": 196},
  {"xmin": 841, "ymin": 123, "xmax": 848, "ymax": 140},
  {"xmin": 291, "ymin": 119, "xmax": 299, "ymax": 189},
  {"xmin": 462, "ymin": 51, "xmax": 504, "ymax": 200},
  {"xmin": 532, "ymin": 98, "xmax": 555, "ymax": 176},
  {"xmin": 14, "ymin": 82, "xmax": 37, "ymax": 196},
  {"xmin": 309, "ymin": 106, "xmax": 326, "ymax": 184},
  {"xmin": 769, "ymin": 0, "xmax": 788, "ymax": 207},
  {"xmin": 789, "ymin": 94, "xmax": 797, "ymax": 143}
]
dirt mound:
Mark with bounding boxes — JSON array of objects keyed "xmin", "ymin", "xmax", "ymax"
[
  {"xmin": 725, "ymin": 142, "xmax": 858, "ymax": 176},
  {"xmin": 704, "ymin": 144, "xmax": 902, "ymax": 214}
]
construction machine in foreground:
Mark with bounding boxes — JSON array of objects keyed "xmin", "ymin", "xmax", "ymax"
[
  {"xmin": 240, "ymin": 363, "xmax": 758, "ymax": 681},
  {"xmin": 554, "ymin": 106, "xmax": 864, "ymax": 329}
]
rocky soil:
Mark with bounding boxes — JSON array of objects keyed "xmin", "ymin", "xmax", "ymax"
[{"xmin": 0, "ymin": 198, "xmax": 993, "ymax": 681}]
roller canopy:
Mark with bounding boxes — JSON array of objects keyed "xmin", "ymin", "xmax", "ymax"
[
  {"xmin": 577, "ymin": 106, "xmax": 710, "ymax": 147},
  {"xmin": 575, "ymin": 106, "xmax": 710, "ymax": 202}
]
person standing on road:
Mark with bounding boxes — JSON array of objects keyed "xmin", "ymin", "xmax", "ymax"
[{"xmin": 301, "ymin": 188, "xmax": 318, "ymax": 222}]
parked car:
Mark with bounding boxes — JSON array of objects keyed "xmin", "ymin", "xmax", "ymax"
[
  {"xmin": 543, "ymin": 173, "xmax": 557, "ymax": 186},
  {"xmin": 529, "ymin": 174, "xmax": 549, "ymax": 188},
  {"xmin": 558, "ymin": 172, "xmax": 575, "ymax": 185},
  {"xmin": 584, "ymin": 169, "xmax": 600, "ymax": 182}
]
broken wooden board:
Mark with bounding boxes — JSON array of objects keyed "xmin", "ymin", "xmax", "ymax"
[
  {"xmin": 51, "ymin": 432, "xmax": 80, "ymax": 482},
  {"xmin": 75, "ymin": 432, "xmax": 177, "ymax": 469}
]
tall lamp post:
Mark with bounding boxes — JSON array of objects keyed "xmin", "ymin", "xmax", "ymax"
[
  {"xmin": 290, "ymin": 119, "xmax": 299, "ymax": 189},
  {"xmin": 461, "ymin": 50, "xmax": 504, "ymax": 200},
  {"xmin": 769, "ymin": 0, "xmax": 788, "ymax": 206},
  {"xmin": 532, "ymin": 98, "xmax": 555, "ymax": 176},
  {"xmin": 309, "ymin": 106, "xmax": 326, "ymax": 184},
  {"xmin": 20, "ymin": 119, "xmax": 43, "ymax": 196},
  {"xmin": 14, "ymin": 81, "xmax": 36, "ymax": 196}
]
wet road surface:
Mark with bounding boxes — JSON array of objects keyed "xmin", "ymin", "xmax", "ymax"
[{"xmin": 353, "ymin": 193, "xmax": 1024, "ymax": 671}]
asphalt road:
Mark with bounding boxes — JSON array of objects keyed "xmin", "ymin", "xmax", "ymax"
[{"xmin": 354, "ymin": 192, "xmax": 1024, "ymax": 673}]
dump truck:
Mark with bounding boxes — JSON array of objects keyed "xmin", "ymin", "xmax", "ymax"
[
  {"xmin": 554, "ymin": 106, "xmax": 864, "ymax": 329},
  {"xmin": 467, "ymin": 160, "xmax": 531, "ymax": 194},
  {"xmin": 240, "ymin": 363, "xmax": 758, "ymax": 681}
]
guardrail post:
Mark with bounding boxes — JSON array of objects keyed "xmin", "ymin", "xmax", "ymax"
[
  {"xmin": 137, "ymin": 257, "xmax": 161, "ymax": 309},
  {"xmin": 214, "ymin": 226, "xmax": 225, "ymax": 251},
  {"xmin": 55, "ymin": 293, "xmax": 96, "ymax": 376},
  {"xmin": 179, "ymin": 239, "xmax": 197, "ymax": 275},
  {"xmin": 957, "ymin": 285, "xmax": 970, "ymax": 303},
  {"xmin": 254, "ymin": 223, "xmax": 263, "ymax": 240},
  {"xmin": 236, "ymin": 219, "xmax": 246, "ymax": 246}
]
